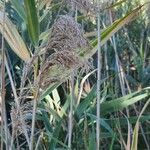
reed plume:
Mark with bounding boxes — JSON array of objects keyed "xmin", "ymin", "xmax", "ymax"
[{"xmin": 38, "ymin": 15, "xmax": 90, "ymax": 90}]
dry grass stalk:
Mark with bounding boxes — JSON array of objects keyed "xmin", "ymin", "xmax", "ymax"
[
  {"xmin": 0, "ymin": 55, "xmax": 1, "ymax": 125},
  {"xmin": 0, "ymin": 95, "xmax": 1, "ymax": 125}
]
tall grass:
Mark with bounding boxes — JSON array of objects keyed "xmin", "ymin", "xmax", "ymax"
[{"xmin": 0, "ymin": 0, "xmax": 150, "ymax": 149}]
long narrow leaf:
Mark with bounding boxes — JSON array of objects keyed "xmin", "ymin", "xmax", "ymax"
[
  {"xmin": 80, "ymin": 4, "xmax": 144, "ymax": 58},
  {"xmin": 11, "ymin": 0, "xmax": 26, "ymax": 21},
  {"xmin": 24, "ymin": 0, "xmax": 39, "ymax": 46},
  {"xmin": 0, "ymin": 11, "xmax": 30, "ymax": 61},
  {"xmin": 131, "ymin": 98, "xmax": 150, "ymax": 150},
  {"xmin": 101, "ymin": 92, "xmax": 149, "ymax": 115}
]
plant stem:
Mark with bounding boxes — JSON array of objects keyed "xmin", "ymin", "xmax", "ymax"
[
  {"xmin": 96, "ymin": 3, "xmax": 101, "ymax": 150},
  {"xmin": 30, "ymin": 89, "xmax": 39, "ymax": 150},
  {"xmin": 1, "ymin": 1, "xmax": 9, "ymax": 149},
  {"xmin": 68, "ymin": 73, "xmax": 74, "ymax": 149}
]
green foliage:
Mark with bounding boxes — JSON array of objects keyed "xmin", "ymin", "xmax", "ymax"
[{"xmin": 24, "ymin": 0, "xmax": 39, "ymax": 46}]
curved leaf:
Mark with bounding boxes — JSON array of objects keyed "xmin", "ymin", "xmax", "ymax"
[
  {"xmin": 80, "ymin": 4, "xmax": 144, "ymax": 58},
  {"xmin": 0, "ymin": 11, "xmax": 30, "ymax": 62},
  {"xmin": 101, "ymin": 90, "xmax": 150, "ymax": 115}
]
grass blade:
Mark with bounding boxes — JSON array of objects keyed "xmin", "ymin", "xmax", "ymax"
[
  {"xmin": 11, "ymin": 0, "xmax": 26, "ymax": 21},
  {"xmin": 24, "ymin": 0, "xmax": 39, "ymax": 46},
  {"xmin": 0, "ymin": 11, "xmax": 30, "ymax": 62},
  {"xmin": 101, "ymin": 91, "xmax": 149, "ymax": 115},
  {"xmin": 80, "ymin": 4, "xmax": 145, "ymax": 58}
]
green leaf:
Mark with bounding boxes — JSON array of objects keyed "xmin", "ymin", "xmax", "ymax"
[
  {"xmin": 89, "ymin": 131, "xmax": 96, "ymax": 150},
  {"xmin": 24, "ymin": 0, "xmax": 39, "ymax": 46},
  {"xmin": 105, "ymin": 115, "xmax": 150, "ymax": 126},
  {"xmin": 39, "ymin": 83, "xmax": 61, "ymax": 100},
  {"xmin": 95, "ymin": 5, "xmax": 143, "ymax": 47},
  {"xmin": 76, "ymin": 85, "xmax": 96, "ymax": 117},
  {"xmin": 11, "ymin": 0, "xmax": 26, "ymax": 21},
  {"xmin": 109, "ymin": 133, "xmax": 117, "ymax": 150},
  {"xmin": 39, "ymin": 102, "xmax": 69, "ymax": 149},
  {"xmin": 101, "ymin": 91, "xmax": 150, "ymax": 115},
  {"xmin": 87, "ymin": 113, "xmax": 113, "ymax": 135},
  {"xmin": 106, "ymin": 0, "xmax": 127, "ymax": 9},
  {"xmin": 39, "ymin": 28, "xmax": 51, "ymax": 41}
]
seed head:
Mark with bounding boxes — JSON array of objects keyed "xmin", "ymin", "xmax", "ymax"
[{"xmin": 46, "ymin": 15, "xmax": 89, "ymax": 56}]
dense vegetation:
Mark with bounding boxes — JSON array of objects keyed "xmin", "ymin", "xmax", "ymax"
[{"xmin": 0, "ymin": 0, "xmax": 150, "ymax": 149}]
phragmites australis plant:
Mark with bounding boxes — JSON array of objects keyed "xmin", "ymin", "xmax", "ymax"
[
  {"xmin": 37, "ymin": 15, "xmax": 91, "ymax": 90},
  {"xmin": 8, "ymin": 1, "xmax": 114, "ymax": 136},
  {"xmin": 10, "ymin": 14, "xmax": 91, "ymax": 138},
  {"xmin": 2, "ymin": 0, "xmax": 149, "ymax": 149}
]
